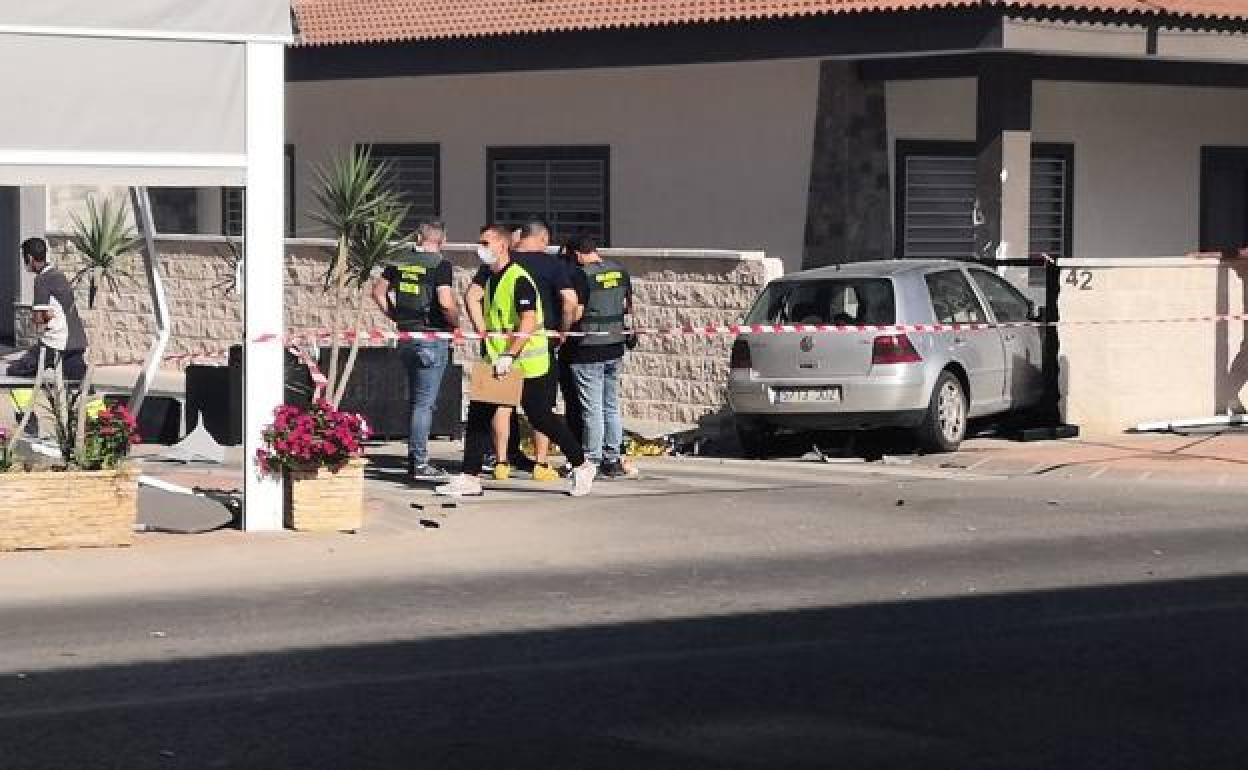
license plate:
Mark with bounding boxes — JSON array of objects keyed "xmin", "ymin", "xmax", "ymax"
[{"xmin": 775, "ymin": 387, "xmax": 841, "ymax": 404}]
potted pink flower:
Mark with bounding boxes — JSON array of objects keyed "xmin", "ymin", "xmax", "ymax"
[{"xmin": 257, "ymin": 400, "xmax": 370, "ymax": 532}]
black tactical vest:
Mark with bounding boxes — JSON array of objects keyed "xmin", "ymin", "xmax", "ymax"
[
  {"xmin": 578, "ymin": 260, "xmax": 629, "ymax": 347},
  {"xmin": 391, "ymin": 250, "xmax": 446, "ymax": 331}
]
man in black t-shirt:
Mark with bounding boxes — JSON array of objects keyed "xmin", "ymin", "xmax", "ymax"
[
  {"xmin": 465, "ymin": 219, "xmax": 577, "ymax": 480},
  {"xmin": 372, "ymin": 221, "xmax": 459, "ymax": 480}
]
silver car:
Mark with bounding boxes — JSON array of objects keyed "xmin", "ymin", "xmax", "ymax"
[{"xmin": 727, "ymin": 260, "xmax": 1045, "ymax": 455}]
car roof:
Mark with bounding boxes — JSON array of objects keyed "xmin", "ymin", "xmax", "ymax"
[{"xmin": 772, "ymin": 259, "xmax": 976, "ymax": 282}]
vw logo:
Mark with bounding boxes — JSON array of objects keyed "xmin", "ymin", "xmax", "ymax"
[{"xmin": 799, "ymin": 336, "xmax": 814, "ymax": 352}]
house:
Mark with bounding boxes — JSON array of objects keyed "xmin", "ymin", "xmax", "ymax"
[{"xmin": 5, "ymin": 0, "xmax": 1248, "ymax": 435}]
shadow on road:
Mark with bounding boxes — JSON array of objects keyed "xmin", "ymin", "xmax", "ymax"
[{"xmin": 3, "ymin": 574, "xmax": 1248, "ymax": 769}]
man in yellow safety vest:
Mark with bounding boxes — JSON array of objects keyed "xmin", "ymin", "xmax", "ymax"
[{"xmin": 436, "ymin": 224, "xmax": 597, "ymax": 498}]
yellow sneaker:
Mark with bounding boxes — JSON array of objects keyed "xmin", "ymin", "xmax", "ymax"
[
  {"xmin": 532, "ymin": 463, "xmax": 560, "ymax": 482},
  {"xmin": 492, "ymin": 463, "xmax": 512, "ymax": 481}
]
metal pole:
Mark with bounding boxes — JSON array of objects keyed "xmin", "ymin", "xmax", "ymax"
[{"xmin": 128, "ymin": 186, "xmax": 170, "ymax": 418}]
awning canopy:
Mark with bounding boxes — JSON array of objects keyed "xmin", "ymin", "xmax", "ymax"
[
  {"xmin": 0, "ymin": 0, "xmax": 291, "ymax": 186},
  {"xmin": 0, "ymin": 0, "xmax": 293, "ymax": 530},
  {"xmin": 0, "ymin": 0, "xmax": 291, "ymax": 42}
]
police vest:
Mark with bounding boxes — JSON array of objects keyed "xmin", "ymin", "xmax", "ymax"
[
  {"xmin": 484, "ymin": 263, "xmax": 550, "ymax": 379},
  {"xmin": 577, "ymin": 260, "xmax": 629, "ymax": 347},
  {"xmin": 390, "ymin": 251, "xmax": 445, "ymax": 331}
]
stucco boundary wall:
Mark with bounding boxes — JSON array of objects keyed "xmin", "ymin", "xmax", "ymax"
[
  {"xmin": 1058, "ymin": 256, "xmax": 1248, "ymax": 436},
  {"xmin": 35, "ymin": 235, "xmax": 783, "ymax": 428}
]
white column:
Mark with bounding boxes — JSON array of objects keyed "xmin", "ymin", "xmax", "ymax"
[{"xmin": 242, "ymin": 41, "xmax": 286, "ymax": 531}]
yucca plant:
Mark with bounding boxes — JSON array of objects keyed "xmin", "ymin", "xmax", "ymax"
[
  {"xmin": 330, "ymin": 198, "xmax": 414, "ymax": 406},
  {"xmin": 312, "ymin": 147, "xmax": 404, "ymax": 405},
  {"xmin": 67, "ymin": 197, "xmax": 139, "ymax": 309}
]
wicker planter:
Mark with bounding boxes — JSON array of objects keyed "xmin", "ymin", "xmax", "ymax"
[
  {"xmin": 0, "ymin": 466, "xmax": 138, "ymax": 551},
  {"xmin": 284, "ymin": 457, "xmax": 366, "ymax": 533}
]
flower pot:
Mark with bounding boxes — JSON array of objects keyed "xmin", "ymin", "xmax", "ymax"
[
  {"xmin": 0, "ymin": 466, "xmax": 138, "ymax": 551},
  {"xmin": 284, "ymin": 457, "xmax": 366, "ymax": 533}
]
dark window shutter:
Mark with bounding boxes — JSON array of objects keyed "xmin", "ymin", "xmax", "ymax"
[
  {"xmin": 898, "ymin": 143, "xmax": 1072, "ymax": 262},
  {"xmin": 369, "ymin": 144, "xmax": 440, "ymax": 233},
  {"xmin": 489, "ymin": 146, "xmax": 609, "ymax": 245}
]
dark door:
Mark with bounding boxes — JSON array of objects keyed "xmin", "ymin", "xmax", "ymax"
[
  {"xmin": 1200, "ymin": 147, "xmax": 1248, "ymax": 253},
  {"xmin": 0, "ymin": 187, "xmax": 19, "ymax": 346}
]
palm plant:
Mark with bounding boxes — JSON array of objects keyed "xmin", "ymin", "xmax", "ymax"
[
  {"xmin": 312, "ymin": 147, "xmax": 403, "ymax": 403},
  {"xmin": 330, "ymin": 198, "xmax": 414, "ymax": 406},
  {"xmin": 67, "ymin": 197, "xmax": 139, "ymax": 309}
]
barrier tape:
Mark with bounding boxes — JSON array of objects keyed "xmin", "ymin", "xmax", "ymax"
[
  {"xmin": 287, "ymin": 345, "xmax": 330, "ymax": 399},
  {"xmin": 79, "ymin": 312, "xmax": 1248, "ymax": 373},
  {"xmin": 257, "ymin": 312, "xmax": 1248, "ymax": 346}
]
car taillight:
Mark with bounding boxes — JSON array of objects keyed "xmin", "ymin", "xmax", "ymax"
[
  {"xmin": 730, "ymin": 339, "xmax": 752, "ymax": 370},
  {"xmin": 871, "ymin": 334, "xmax": 922, "ymax": 365}
]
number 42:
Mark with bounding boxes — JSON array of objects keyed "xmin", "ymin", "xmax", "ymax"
[{"xmin": 1064, "ymin": 270, "xmax": 1093, "ymax": 290}]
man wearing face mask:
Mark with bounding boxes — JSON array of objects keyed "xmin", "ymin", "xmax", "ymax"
[
  {"xmin": 437, "ymin": 224, "xmax": 596, "ymax": 498},
  {"xmin": 465, "ymin": 218, "xmax": 577, "ymax": 482},
  {"xmin": 2, "ymin": 238, "xmax": 88, "ymax": 380}
]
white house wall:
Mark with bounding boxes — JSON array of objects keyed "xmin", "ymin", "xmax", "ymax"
[
  {"xmin": 286, "ymin": 60, "xmax": 820, "ymax": 270},
  {"xmin": 886, "ymin": 77, "xmax": 1248, "ymax": 258}
]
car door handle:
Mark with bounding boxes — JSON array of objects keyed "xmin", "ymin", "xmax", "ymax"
[
  {"xmin": 1003, "ymin": 333, "xmax": 1017, "ymax": 342},
  {"xmin": 952, "ymin": 336, "xmax": 967, "ymax": 346}
]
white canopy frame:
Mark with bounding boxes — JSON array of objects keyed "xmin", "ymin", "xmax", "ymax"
[{"xmin": 0, "ymin": 2, "xmax": 292, "ymax": 530}]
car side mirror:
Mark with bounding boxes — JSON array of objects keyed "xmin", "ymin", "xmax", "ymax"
[{"xmin": 1028, "ymin": 304, "xmax": 1045, "ymax": 322}]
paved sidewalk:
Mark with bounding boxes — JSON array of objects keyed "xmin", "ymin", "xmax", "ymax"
[{"xmin": 909, "ymin": 432, "xmax": 1248, "ymax": 486}]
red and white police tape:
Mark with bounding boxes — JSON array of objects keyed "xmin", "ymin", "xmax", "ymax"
[
  {"xmin": 254, "ymin": 312, "xmax": 1248, "ymax": 346},
  {"xmin": 88, "ymin": 312, "xmax": 1248, "ymax": 373}
]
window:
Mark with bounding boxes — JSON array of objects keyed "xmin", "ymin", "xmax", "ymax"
[
  {"xmin": 223, "ymin": 144, "xmax": 296, "ymax": 237},
  {"xmin": 488, "ymin": 146, "xmax": 609, "ymax": 244},
  {"xmin": 969, "ymin": 269, "xmax": 1033, "ymax": 322},
  {"xmin": 149, "ymin": 188, "xmax": 198, "ymax": 233},
  {"xmin": 925, "ymin": 270, "xmax": 987, "ymax": 324},
  {"xmin": 895, "ymin": 142, "xmax": 1073, "ymax": 262},
  {"xmin": 746, "ymin": 278, "xmax": 896, "ymax": 325},
  {"xmin": 365, "ymin": 143, "xmax": 440, "ymax": 233}
]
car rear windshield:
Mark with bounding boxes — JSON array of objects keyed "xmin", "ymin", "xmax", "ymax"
[{"xmin": 745, "ymin": 278, "xmax": 896, "ymax": 325}]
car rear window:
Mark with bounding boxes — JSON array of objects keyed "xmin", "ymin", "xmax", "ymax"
[{"xmin": 745, "ymin": 278, "xmax": 896, "ymax": 325}]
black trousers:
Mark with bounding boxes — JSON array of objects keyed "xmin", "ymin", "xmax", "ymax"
[
  {"xmin": 464, "ymin": 369, "xmax": 584, "ymax": 476},
  {"xmin": 557, "ymin": 352, "xmax": 584, "ymax": 447},
  {"xmin": 3, "ymin": 345, "xmax": 86, "ymax": 381},
  {"xmin": 505, "ymin": 351, "xmax": 574, "ymax": 466}
]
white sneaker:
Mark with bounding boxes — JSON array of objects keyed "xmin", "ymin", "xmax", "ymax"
[
  {"xmin": 568, "ymin": 463, "xmax": 597, "ymax": 497},
  {"xmin": 434, "ymin": 474, "xmax": 484, "ymax": 498}
]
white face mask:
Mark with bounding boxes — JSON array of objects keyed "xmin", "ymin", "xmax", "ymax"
[{"xmin": 477, "ymin": 244, "xmax": 499, "ymax": 266}]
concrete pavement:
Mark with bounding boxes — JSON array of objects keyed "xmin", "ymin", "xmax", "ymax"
[{"xmin": 3, "ymin": 467, "xmax": 1248, "ymax": 769}]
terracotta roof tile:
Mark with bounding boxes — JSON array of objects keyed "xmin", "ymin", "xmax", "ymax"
[{"xmin": 292, "ymin": 0, "xmax": 1248, "ymax": 47}]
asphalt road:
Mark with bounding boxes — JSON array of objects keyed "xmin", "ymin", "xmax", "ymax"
[{"xmin": 3, "ymin": 472, "xmax": 1248, "ymax": 770}]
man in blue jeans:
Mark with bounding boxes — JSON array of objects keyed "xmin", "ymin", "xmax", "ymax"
[
  {"xmin": 372, "ymin": 221, "xmax": 459, "ymax": 480},
  {"xmin": 566, "ymin": 237, "xmax": 636, "ymax": 478}
]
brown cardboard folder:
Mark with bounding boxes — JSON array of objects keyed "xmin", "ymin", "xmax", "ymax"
[{"xmin": 468, "ymin": 361, "xmax": 524, "ymax": 406}]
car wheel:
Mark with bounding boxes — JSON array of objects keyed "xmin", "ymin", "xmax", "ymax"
[
  {"xmin": 735, "ymin": 419, "xmax": 773, "ymax": 460},
  {"xmin": 917, "ymin": 371, "xmax": 967, "ymax": 453}
]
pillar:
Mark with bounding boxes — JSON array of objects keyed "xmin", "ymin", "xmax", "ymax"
[
  {"xmin": 242, "ymin": 41, "xmax": 287, "ymax": 531},
  {"xmin": 974, "ymin": 65, "xmax": 1032, "ymax": 262},
  {"xmin": 802, "ymin": 61, "xmax": 892, "ymax": 269}
]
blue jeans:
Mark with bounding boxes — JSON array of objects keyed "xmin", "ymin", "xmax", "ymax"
[
  {"xmin": 571, "ymin": 357, "xmax": 623, "ymax": 464},
  {"xmin": 398, "ymin": 339, "xmax": 449, "ymax": 465}
]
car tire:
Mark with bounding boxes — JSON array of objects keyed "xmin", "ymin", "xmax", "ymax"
[
  {"xmin": 735, "ymin": 419, "xmax": 773, "ymax": 460},
  {"xmin": 917, "ymin": 371, "xmax": 968, "ymax": 453}
]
